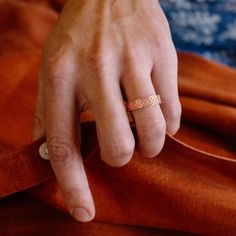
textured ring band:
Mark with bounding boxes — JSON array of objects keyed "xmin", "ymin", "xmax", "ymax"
[{"xmin": 126, "ymin": 95, "xmax": 161, "ymax": 112}]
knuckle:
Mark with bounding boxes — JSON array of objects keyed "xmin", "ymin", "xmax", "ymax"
[
  {"xmin": 43, "ymin": 53, "xmax": 73, "ymax": 86},
  {"xmin": 165, "ymin": 102, "xmax": 182, "ymax": 122},
  {"xmin": 111, "ymin": 144, "xmax": 133, "ymax": 160},
  {"xmin": 48, "ymin": 137, "xmax": 72, "ymax": 164},
  {"xmin": 62, "ymin": 187, "xmax": 84, "ymax": 202},
  {"xmin": 86, "ymin": 42, "xmax": 109, "ymax": 71},
  {"xmin": 44, "ymin": 65, "xmax": 69, "ymax": 89},
  {"xmin": 141, "ymin": 146, "xmax": 161, "ymax": 158},
  {"xmin": 46, "ymin": 68, "xmax": 64, "ymax": 85},
  {"xmin": 154, "ymin": 119, "xmax": 167, "ymax": 134},
  {"xmin": 87, "ymin": 50, "xmax": 107, "ymax": 72},
  {"xmin": 43, "ymin": 61, "xmax": 63, "ymax": 82},
  {"xmin": 102, "ymin": 137, "xmax": 134, "ymax": 166},
  {"xmin": 141, "ymin": 119, "xmax": 166, "ymax": 138},
  {"xmin": 157, "ymin": 38, "xmax": 177, "ymax": 59},
  {"xmin": 139, "ymin": 119, "xmax": 166, "ymax": 157},
  {"xmin": 170, "ymin": 47, "xmax": 178, "ymax": 66},
  {"xmin": 165, "ymin": 102, "xmax": 182, "ymax": 135}
]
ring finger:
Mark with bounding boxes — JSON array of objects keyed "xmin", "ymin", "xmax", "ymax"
[{"xmin": 122, "ymin": 69, "xmax": 166, "ymax": 158}]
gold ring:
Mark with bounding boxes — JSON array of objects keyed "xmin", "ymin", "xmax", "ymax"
[{"xmin": 126, "ymin": 95, "xmax": 161, "ymax": 112}]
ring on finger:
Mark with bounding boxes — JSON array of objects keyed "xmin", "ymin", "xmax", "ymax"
[{"xmin": 126, "ymin": 94, "xmax": 161, "ymax": 112}]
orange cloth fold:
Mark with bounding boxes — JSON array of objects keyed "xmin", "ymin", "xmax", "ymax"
[{"xmin": 0, "ymin": 1, "xmax": 236, "ymax": 235}]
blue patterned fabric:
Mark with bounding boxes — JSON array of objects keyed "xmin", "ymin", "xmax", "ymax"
[{"xmin": 159, "ymin": 0, "xmax": 236, "ymax": 67}]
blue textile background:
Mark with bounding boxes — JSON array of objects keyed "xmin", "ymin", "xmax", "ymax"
[{"xmin": 159, "ymin": 0, "xmax": 236, "ymax": 67}]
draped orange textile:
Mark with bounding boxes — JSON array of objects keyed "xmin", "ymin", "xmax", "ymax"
[{"xmin": 0, "ymin": 1, "xmax": 236, "ymax": 235}]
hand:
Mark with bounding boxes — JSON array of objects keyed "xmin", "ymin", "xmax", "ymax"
[{"xmin": 33, "ymin": 0, "xmax": 181, "ymax": 222}]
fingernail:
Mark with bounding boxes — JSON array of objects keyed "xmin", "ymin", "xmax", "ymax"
[{"xmin": 72, "ymin": 208, "xmax": 91, "ymax": 222}]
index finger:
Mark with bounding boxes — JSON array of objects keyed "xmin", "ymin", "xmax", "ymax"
[{"xmin": 44, "ymin": 63, "xmax": 95, "ymax": 222}]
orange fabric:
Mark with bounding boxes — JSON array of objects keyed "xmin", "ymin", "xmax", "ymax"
[
  {"xmin": 0, "ymin": 193, "xmax": 191, "ymax": 236},
  {"xmin": 0, "ymin": 1, "xmax": 236, "ymax": 235}
]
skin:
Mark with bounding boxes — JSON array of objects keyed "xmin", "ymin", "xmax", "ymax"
[{"xmin": 32, "ymin": 0, "xmax": 181, "ymax": 222}]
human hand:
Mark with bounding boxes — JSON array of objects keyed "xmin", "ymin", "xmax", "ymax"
[{"xmin": 33, "ymin": 0, "xmax": 181, "ymax": 222}]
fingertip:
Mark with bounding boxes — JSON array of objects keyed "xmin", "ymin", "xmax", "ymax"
[
  {"xmin": 63, "ymin": 185, "xmax": 96, "ymax": 223},
  {"xmin": 166, "ymin": 121, "xmax": 181, "ymax": 136},
  {"xmin": 165, "ymin": 102, "xmax": 182, "ymax": 136},
  {"xmin": 139, "ymin": 132, "xmax": 166, "ymax": 158},
  {"xmin": 72, "ymin": 207, "xmax": 95, "ymax": 223}
]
